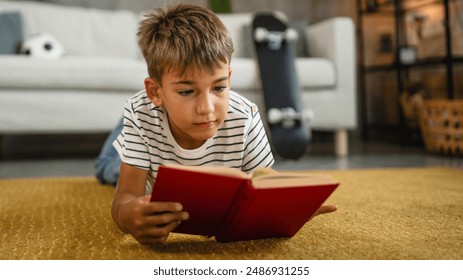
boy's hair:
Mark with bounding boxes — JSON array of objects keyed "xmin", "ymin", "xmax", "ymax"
[{"xmin": 138, "ymin": 4, "xmax": 234, "ymax": 83}]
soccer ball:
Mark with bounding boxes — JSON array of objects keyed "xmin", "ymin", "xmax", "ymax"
[{"xmin": 20, "ymin": 33, "xmax": 65, "ymax": 59}]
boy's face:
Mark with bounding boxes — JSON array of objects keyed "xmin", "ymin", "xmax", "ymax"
[{"xmin": 145, "ymin": 62, "xmax": 231, "ymax": 150}]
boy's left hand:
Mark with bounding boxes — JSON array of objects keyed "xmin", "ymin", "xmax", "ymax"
[{"xmin": 310, "ymin": 204, "xmax": 337, "ymax": 220}]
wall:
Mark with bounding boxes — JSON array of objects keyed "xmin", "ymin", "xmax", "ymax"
[
  {"xmin": 232, "ymin": 0, "xmax": 356, "ymax": 22},
  {"xmin": 12, "ymin": 0, "xmax": 208, "ymax": 12},
  {"xmin": 230, "ymin": 0, "xmax": 311, "ymax": 21},
  {"xmin": 13, "ymin": 0, "xmax": 356, "ymax": 22}
]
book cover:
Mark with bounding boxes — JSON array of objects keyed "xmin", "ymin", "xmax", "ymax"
[{"xmin": 150, "ymin": 165, "xmax": 339, "ymax": 242}]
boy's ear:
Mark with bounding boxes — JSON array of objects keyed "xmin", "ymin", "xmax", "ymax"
[{"xmin": 144, "ymin": 77, "xmax": 163, "ymax": 107}]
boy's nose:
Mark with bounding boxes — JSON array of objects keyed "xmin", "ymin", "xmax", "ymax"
[{"xmin": 196, "ymin": 93, "xmax": 214, "ymax": 114}]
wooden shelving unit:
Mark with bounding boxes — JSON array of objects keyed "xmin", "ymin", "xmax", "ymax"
[{"xmin": 357, "ymin": 0, "xmax": 462, "ymax": 141}]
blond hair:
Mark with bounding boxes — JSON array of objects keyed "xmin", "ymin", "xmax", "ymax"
[{"xmin": 138, "ymin": 4, "xmax": 234, "ymax": 83}]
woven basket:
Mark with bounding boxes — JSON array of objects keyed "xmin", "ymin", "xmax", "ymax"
[{"xmin": 419, "ymin": 99, "xmax": 463, "ymax": 155}]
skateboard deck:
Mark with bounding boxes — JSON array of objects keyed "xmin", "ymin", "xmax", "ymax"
[{"xmin": 252, "ymin": 12, "xmax": 311, "ymax": 159}]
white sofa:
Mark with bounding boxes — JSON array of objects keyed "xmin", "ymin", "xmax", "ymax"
[{"xmin": 0, "ymin": 1, "xmax": 356, "ymax": 156}]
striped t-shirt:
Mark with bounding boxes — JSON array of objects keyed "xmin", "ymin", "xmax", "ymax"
[{"xmin": 114, "ymin": 90, "xmax": 274, "ymax": 194}]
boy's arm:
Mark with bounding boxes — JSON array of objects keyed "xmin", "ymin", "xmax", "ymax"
[
  {"xmin": 112, "ymin": 162, "xmax": 189, "ymax": 244},
  {"xmin": 111, "ymin": 162, "xmax": 148, "ymax": 230}
]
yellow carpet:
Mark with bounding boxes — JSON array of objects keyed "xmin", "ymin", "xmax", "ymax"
[{"xmin": 0, "ymin": 167, "xmax": 462, "ymax": 260}]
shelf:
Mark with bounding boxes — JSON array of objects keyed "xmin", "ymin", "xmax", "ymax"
[
  {"xmin": 359, "ymin": 8, "xmax": 395, "ymax": 15},
  {"xmin": 362, "ymin": 64, "xmax": 395, "ymax": 72},
  {"xmin": 361, "ymin": 0, "xmax": 395, "ymax": 14},
  {"xmin": 363, "ymin": 56, "xmax": 463, "ymax": 72},
  {"xmin": 360, "ymin": 0, "xmax": 459, "ymax": 15},
  {"xmin": 401, "ymin": 56, "xmax": 463, "ymax": 68},
  {"xmin": 401, "ymin": 0, "xmax": 442, "ymax": 11},
  {"xmin": 359, "ymin": 10, "xmax": 396, "ymax": 16}
]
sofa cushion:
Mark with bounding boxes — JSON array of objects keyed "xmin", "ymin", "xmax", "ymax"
[
  {"xmin": 230, "ymin": 57, "xmax": 335, "ymax": 90},
  {"xmin": 229, "ymin": 58, "xmax": 260, "ymax": 90},
  {"xmin": 296, "ymin": 58, "xmax": 336, "ymax": 89},
  {"xmin": 0, "ymin": 56, "xmax": 306, "ymax": 92},
  {"xmin": 0, "ymin": 55, "xmax": 147, "ymax": 91},
  {"xmin": 0, "ymin": 11, "xmax": 23, "ymax": 54},
  {"xmin": 0, "ymin": 1, "xmax": 139, "ymax": 59}
]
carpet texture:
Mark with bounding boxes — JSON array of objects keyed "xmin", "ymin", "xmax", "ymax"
[{"xmin": 0, "ymin": 167, "xmax": 462, "ymax": 260}]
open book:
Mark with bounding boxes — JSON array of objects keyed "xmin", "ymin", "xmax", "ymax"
[{"xmin": 150, "ymin": 164, "xmax": 339, "ymax": 242}]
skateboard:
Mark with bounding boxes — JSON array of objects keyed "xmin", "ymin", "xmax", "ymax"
[{"xmin": 252, "ymin": 12, "xmax": 312, "ymax": 159}]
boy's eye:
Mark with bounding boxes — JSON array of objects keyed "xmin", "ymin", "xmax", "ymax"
[
  {"xmin": 178, "ymin": 90, "xmax": 194, "ymax": 96},
  {"xmin": 213, "ymin": 86, "xmax": 227, "ymax": 92}
]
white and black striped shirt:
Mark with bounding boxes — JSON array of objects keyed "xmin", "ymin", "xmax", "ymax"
[{"xmin": 114, "ymin": 90, "xmax": 274, "ymax": 194}]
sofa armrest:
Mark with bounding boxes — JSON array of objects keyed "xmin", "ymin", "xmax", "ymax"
[
  {"xmin": 304, "ymin": 17, "xmax": 357, "ymax": 131},
  {"xmin": 305, "ymin": 17, "xmax": 356, "ymax": 95},
  {"xmin": 305, "ymin": 17, "xmax": 355, "ymax": 66}
]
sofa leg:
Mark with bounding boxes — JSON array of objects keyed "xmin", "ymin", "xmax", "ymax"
[
  {"xmin": 0, "ymin": 135, "xmax": 4, "ymax": 159},
  {"xmin": 334, "ymin": 129, "xmax": 348, "ymax": 156}
]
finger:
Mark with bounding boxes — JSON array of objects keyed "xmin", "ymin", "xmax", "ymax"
[
  {"xmin": 146, "ymin": 201, "xmax": 184, "ymax": 214},
  {"xmin": 142, "ymin": 211, "xmax": 189, "ymax": 228},
  {"xmin": 138, "ymin": 220, "xmax": 182, "ymax": 243},
  {"xmin": 314, "ymin": 205, "xmax": 337, "ymax": 216},
  {"xmin": 160, "ymin": 219, "xmax": 183, "ymax": 232},
  {"xmin": 319, "ymin": 204, "xmax": 337, "ymax": 214},
  {"xmin": 309, "ymin": 205, "xmax": 337, "ymax": 221}
]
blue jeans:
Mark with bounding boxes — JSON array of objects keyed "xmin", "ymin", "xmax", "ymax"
[{"xmin": 95, "ymin": 117, "xmax": 123, "ymax": 186}]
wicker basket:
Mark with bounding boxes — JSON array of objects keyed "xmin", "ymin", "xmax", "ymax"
[{"xmin": 419, "ymin": 99, "xmax": 463, "ymax": 155}]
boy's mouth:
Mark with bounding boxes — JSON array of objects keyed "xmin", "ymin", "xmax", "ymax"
[{"xmin": 194, "ymin": 120, "xmax": 215, "ymax": 128}]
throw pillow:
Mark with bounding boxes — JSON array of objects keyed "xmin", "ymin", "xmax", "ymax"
[
  {"xmin": 20, "ymin": 33, "xmax": 65, "ymax": 59},
  {"xmin": 0, "ymin": 11, "xmax": 24, "ymax": 54}
]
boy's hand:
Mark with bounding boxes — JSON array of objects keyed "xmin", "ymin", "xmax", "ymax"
[{"xmin": 118, "ymin": 195, "xmax": 189, "ymax": 245}]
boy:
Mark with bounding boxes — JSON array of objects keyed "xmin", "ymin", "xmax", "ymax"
[{"xmin": 105, "ymin": 4, "xmax": 335, "ymax": 245}]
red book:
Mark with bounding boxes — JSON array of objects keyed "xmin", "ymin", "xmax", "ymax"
[{"xmin": 150, "ymin": 164, "xmax": 339, "ymax": 242}]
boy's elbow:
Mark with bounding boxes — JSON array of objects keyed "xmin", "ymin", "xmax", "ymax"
[{"xmin": 111, "ymin": 199, "xmax": 126, "ymax": 232}]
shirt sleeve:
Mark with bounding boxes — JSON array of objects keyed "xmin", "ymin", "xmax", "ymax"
[
  {"xmin": 113, "ymin": 100, "xmax": 151, "ymax": 170},
  {"xmin": 241, "ymin": 103, "xmax": 275, "ymax": 172}
]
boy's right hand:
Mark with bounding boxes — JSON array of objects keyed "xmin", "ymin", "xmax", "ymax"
[{"xmin": 117, "ymin": 195, "xmax": 189, "ymax": 245}]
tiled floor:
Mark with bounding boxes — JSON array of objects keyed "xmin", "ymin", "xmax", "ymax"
[{"xmin": 1, "ymin": 139, "xmax": 461, "ymax": 179}]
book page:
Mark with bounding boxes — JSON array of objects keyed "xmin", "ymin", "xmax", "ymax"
[
  {"xmin": 250, "ymin": 167, "xmax": 279, "ymax": 178},
  {"xmin": 251, "ymin": 172, "xmax": 338, "ymax": 189},
  {"xmin": 163, "ymin": 164, "xmax": 250, "ymax": 179},
  {"xmin": 163, "ymin": 165, "xmax": 338, "ymax": 189}
]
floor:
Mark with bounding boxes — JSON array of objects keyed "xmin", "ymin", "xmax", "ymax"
[{"xmin": 1, "ymin": 136, "xmax": 462, "ymax": 179}]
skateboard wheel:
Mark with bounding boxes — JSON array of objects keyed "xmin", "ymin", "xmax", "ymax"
[
  {"xmin": 285, "ymin": 28, "xmax": 298, "ymax": 42},
  {"xmin": 268, "ymin": 107, "xmax": 298, "ymax": 128},
  {"xmin": 282, "ymin": 119, "xmax": 296, "ymax": 129},
  {"xmin": 254, "ymin": 27, "xmax": 268, "ymax": 42},
  {"xmin": 267, "ymin": 108, "xmax": 282, "ymax": 124},
  {"xmin": 267, "ymin": 33, "xmax": 283, "ymax": 50},
  {"xmin": 280, "ymin": 107, "xmax": 297, "ymax": 128}
]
